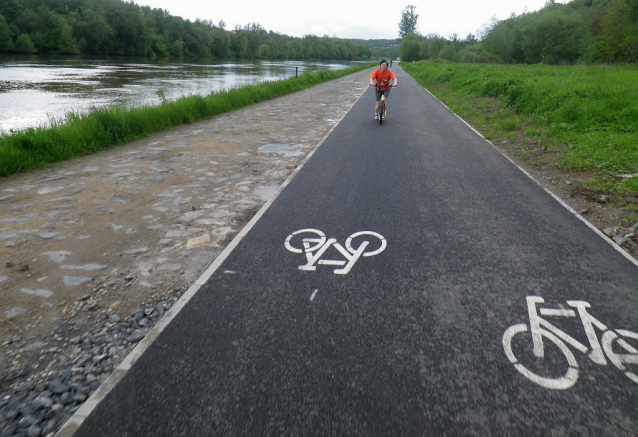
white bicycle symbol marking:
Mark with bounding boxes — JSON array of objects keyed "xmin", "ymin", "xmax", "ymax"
[
  {"xmin": 503, "ymin": 296, "xmax": 638, "ymax": 390},
  {"xmin": 284, "ymin": 228, "xmax": 387, "ymax": 275}
]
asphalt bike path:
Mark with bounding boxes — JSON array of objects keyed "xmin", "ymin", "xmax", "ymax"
[{"xmin": 66, "ymin": 66, "xmax": 638, "ymax": 436}]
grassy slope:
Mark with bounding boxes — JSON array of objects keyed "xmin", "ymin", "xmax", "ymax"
[{"xmin": 0, "ymin": 64, "xmax": 374, "ymax": 178}]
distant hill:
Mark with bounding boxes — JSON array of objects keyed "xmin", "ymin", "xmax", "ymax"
[{"xmin": 351, "ymin": 39, "xmax": 400, "ymax": 59}]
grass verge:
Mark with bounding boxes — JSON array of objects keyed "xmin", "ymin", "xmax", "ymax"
[
  {"xmin": 402, "ymin": 60, "xmax": 638, "ymax": 214},
  {"xmin": 0, "ymin": 63, "xmax": 374, "ymax": 178}
]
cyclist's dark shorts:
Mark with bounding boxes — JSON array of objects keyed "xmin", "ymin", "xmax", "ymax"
[{"xmin": 375, "ymin": 88, "xmax": 391, "ymax": 101}]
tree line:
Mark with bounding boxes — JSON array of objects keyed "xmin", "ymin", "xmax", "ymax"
[
  {"xmin": 0, "ymin": 0, "xmax": 374, "ymax": 60},
  {"xmin": 399, "ymin": 0, "xmax": 638, "ymax": 64}
]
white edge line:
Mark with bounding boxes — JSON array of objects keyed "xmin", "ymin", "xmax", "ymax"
[
  {"xmin": 419, "ymin": 86, "xmax": 638, "ymax": 269},
  {"xmin": 54, "ymin": 80, "xmax": 370, "ymax": 437}
]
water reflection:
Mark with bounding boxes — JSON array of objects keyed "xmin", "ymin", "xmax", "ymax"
[{"xmin": 0, "ymin": 57, "xmax": 362, "ymax": 133}]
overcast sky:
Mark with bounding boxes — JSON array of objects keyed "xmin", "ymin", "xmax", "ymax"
[{"xmin": 133, "ymin": 0, "xmax": 553, "ymax": 40}]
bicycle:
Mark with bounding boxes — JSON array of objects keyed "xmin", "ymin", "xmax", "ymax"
[
  {"xmin": 502, "ymin": 295, "xmax": 638, "ymax": 390},
  {"xmin": 371, "ymin": 84, "xmax": 396, "ymax": 125}
]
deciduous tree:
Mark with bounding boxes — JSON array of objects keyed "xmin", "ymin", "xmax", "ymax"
[{"xmin": 399, "ymin": 5, "xmax": 418, "ymax": 38}]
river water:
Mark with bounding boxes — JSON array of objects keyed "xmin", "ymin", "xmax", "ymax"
[{"xmin": 0, "ymin": 57, "xmax": 363, "ymax": 133}]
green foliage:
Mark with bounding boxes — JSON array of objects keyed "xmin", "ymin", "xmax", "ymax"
[
  {"xmin": 14, "ymin": 33, "xmax": 36, "ymax": 53},
  {"xmin": 399, "ymin": 5, "xmax": 419, "ymax": 39},
  {"xmin": 0, "ymin": 13, "xmax": 13, "ymax": 51},
  {"xmin": 350, "ymin": 38, "xmax": 399, "ymax": 59},
  {"xmin": 598, "ymin": 0, "xmax": 638, "ymax": 62},
  {"xmin": 402, "ymin": 61, "xmax": 638, "ymax": 196},
  {"xmin": 0, "ymin": 63, "xmax": 374, "ymax": 177},
  {"xmin": 399, "ymin": 33, "xmax": 479, "ymax": 62},
  {"xmin": 399, "ymin": 33, "xmax": 420, "ymax": 61},
  {"xmin": 402, "ymin": 0, "xmax": 638, "ymax": 65},
  {"xmin": 478, "ymin": 0, "xmax": 638, "ymax": 64},
  {"xmin": 0, "ymin": 0, "xmax": 373, "ymax": 59}
]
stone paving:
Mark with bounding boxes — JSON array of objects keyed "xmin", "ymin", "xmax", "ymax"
[{"xmin": 0, "ymin": 70, "xmax": 370, "ymax": 376}]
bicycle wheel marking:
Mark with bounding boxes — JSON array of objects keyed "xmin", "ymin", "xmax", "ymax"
[
  {"xmin": 503, "ymin": 295, "xmax": 638, "ymax": 390},
  {"xmin": 285, "ymin": 228, "xmax": 387, "ymax": 275}
]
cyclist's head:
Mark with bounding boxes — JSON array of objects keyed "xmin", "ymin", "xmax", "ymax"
[{"xmin": 380, "ymin": 59, "xmax": 388, "ymax": 67}]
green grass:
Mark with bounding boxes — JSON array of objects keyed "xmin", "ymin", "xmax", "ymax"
[
  {"xmin": 0, "ymin": 64, "xmax": 374, "ymax": 177},
  {"xmin": 402, "ymin": 61, "xmax": 638, "ymax": 200}
]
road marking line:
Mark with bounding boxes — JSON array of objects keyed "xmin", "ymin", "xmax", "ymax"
[
  {"xmin": 419, "ymin": 85, "xmax": 638, "ymax": 269},
  {"xmin": 310, "ymin": 289, "xmax": 319, "ymax": 301}
]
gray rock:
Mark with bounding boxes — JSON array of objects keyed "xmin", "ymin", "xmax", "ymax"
[
  {"xmin": 27, "ymin": 424, "xmax": 42, "ymax": 437},
  {"xmin": 63, "ymin": 276, "xmax": 94, "ymax": 286},
  {"xmin": 72, "ymin": 393, "xmax": 87, "ymax": 403},
  {"xmin": 37, "ymin": 232, "xmax": 61, "ymax": 240},
  {"xmin": 42, "ymin": 419, "xmax": 58, "ymax": 435},
  {"xmin": 175, "ymin": 210, "xmax": 206, "ymax": 223},
  {"xmin": 47, "ymin": 380, "xmax": 69, "ymax": 395},
  {"xmin": 37, "ymin": 186, "xmax": 64, "ymax": 195},
  {"xmin": 615, "ymin": 236, "xmax": 632, "ymax": 247},
  {"xmin": 19, "ymin": 288, "xmax": 54, "ymax": 298},
  {"xmin": 61, "ymin": 264, "xmax": 108, "ymax": 271},
  {"xmin": 126, "ymin": 330, "xmax": 146, "ymax": 343},
  {"xmin": 40, "ymin": 251, "xmax": 72, "ymax": 263},
  {"xmin": 60, "ymin": 392, "xmax": 73, "ymax": 405},
  {"xmin": 603, "ymin": 227, "xmax": 617, "ymax": 237},
  {"xmin": 34, "ymin": 395, "xmax": 53, "ymax": 409},
  {"xmin": 5, "ymin": 307, "xmax": 27, "ymax": 319}
]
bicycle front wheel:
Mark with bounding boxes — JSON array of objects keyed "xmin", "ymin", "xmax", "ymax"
[
  {"xmin": 602, "ymin": 329, "xmax": 638, "ymax": 384},
  {"xmin": 379, "ymin": 101, "xmax": 384, "ymax": 125},
  {"xmin": 503, "ymin": 323, "xmax": 579, "ymax": 390}
]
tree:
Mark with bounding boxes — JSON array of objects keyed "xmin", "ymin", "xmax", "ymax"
[
  {"xmin": 399, "ymin": 5, "xmax": 418, "ymax": 38},
  {"xmin": 399, "ymin": 32, "xmax": 420, "ymax": 61},
  {"xmin": 14, "ymin": 33, "xmax": 36, "ymax": 53},
  {"xmin": 0, "ymin": 14, "xmax": 13, "ymax": 52},
  {"xmin": 599, "ymin": 0, "xmax": 638, "ymax": 62}
]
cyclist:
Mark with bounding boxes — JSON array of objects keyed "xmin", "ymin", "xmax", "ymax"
[{"xmin": 369, "ymin": 59, "xmax": 397, "ymax": 120}]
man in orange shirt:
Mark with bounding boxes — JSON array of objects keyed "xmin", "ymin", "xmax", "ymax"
[{"xmin": 369, "ymin": 59, "xmax": 397, "ymax": 120}]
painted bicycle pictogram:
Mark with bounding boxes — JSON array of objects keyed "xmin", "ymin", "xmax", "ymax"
[
  {"xmin": 503, "ymin": 295, "xmax": 638, "ymax": 390},
  {"xmin": 284, "ymin": 228, "xmax": 387, "ymax": 275}
]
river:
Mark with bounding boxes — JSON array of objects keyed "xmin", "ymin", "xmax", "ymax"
[{"xmin": 0, "ymin": 56, "xmax": 364, "ymax": 133}]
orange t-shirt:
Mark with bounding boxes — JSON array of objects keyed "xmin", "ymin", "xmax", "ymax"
[{"xmin": 370, "ymin": 69, "xmax": 396, "ymax": 90}]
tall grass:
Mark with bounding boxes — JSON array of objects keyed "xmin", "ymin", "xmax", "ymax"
[
  {"xmin": 0, "ymin": 64, "xmax": 373, "ymax": 177},
  {"xmin": 403, "ymin": 61, "xmax": 638, "ymax": 197}
]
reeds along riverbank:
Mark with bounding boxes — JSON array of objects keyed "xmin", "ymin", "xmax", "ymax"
[
  {"xmin": 402, "ymin": 61, "xmax": 638, "ymax": 200},
  {"xmin": 0, "ymin": 63, "xmax": 374, "ymax": 178}
]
